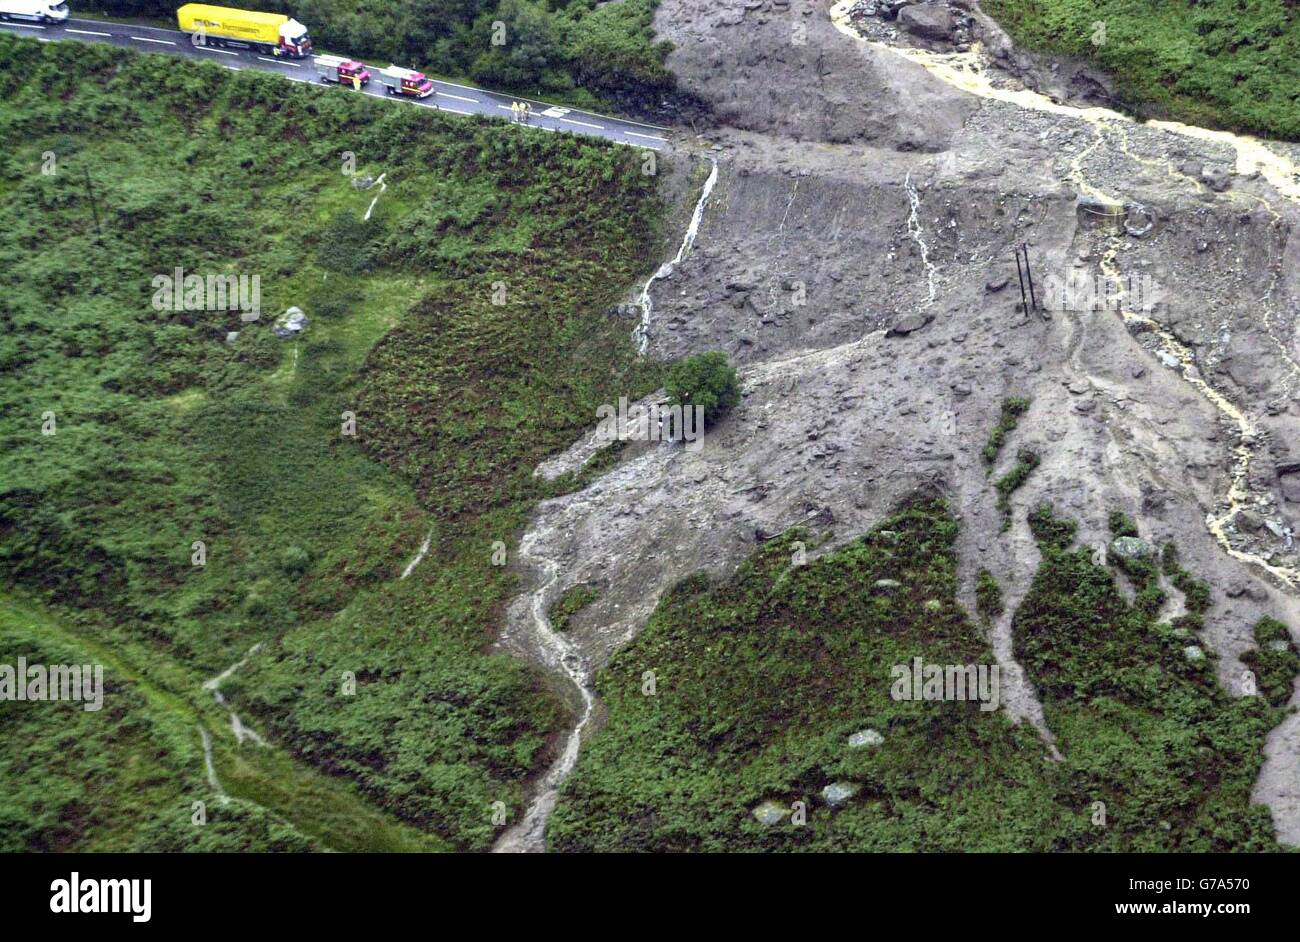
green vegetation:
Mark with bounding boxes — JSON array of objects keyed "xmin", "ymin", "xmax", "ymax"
[
  {"xmin": 551, "ymin": 498, "xmax": 1295, "ymax": 851},
  {"xmin": 1108, "ymin": 511, "xmax": 1140, "ymax": 539},
  {"xmin": 0, "ymin": 592, "xmax": 445, "ymax": 851},
  {"xmin": 984, "ymin": 0, "xmax": 1300, "ymax": 139},
  {"xmin": 1241, "ymin": 616, "xmax": 1300, "ymax": 708},
  {"xmin": 82, "ymin": 0, "xmax": 681, "ymax": 113},
  {"xmin": 1161, "ymin": 542, "xmax": 1213, "ymax": 619},
  {"xmin": 0, "ymin": 35, "xmax": 663, "ymax": 850},
  {"xmin": 993, "ymin": 447, "xmax": 1040, "ymax": 524},
  {"xmin": 664, "ymin": 351, "xmax": 740, "ymax": 428},
  {"xmin": 982, "ymin": 395, "xmax": 1030, "ymax": 464},
  {"xmin": 549, "ymin": 583, "xmax": 600, "ymax": 632},
  {"xmin": 975, "ymin": 568, "xmax": 1004, "ymax": 619},
  {"xmin": 1014, "ymin": 505, "xmax": 1287, "ymax": 850}
]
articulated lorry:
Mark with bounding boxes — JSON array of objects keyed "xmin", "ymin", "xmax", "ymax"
[
  {"xmin": 176, "ymin": 3, "xmax": 311, "ymax": 58},
  {"xmin": 0, "ymin": 1, "xmax": 69, "ymax": 23}
]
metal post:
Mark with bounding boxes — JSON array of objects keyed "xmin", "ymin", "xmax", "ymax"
[
  {"xmin": 1014, "ymin": 247, "xmax": 1029, "ymax": 316},
  {"xmin": 1021, "ymin": 244, "xmax": 1038, "ymax": 314}
]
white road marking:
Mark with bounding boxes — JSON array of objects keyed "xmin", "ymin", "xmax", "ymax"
[
  {"xmin": 26, "ymin": 19, "xmax": 672, "ymax": 141},
  {"xmin": 224, "ymin": 66, "xmax": 241, "ymax": 71}
]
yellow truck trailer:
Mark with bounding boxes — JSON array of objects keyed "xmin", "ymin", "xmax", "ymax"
[{"xmin": 176, "ymin": 4, "xmax": 312, "ymax": 58}]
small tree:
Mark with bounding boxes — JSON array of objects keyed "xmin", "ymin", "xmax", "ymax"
[{"xmin": 665, "ymin": 351, "xmax": 740, "ymax": 427}]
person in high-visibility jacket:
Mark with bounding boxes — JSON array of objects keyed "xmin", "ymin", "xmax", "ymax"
[{"xmin": 352, "ymin": 73, "xmax": 361, "ymax": 92}]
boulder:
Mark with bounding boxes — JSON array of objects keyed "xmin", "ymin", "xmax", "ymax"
[
  {"xmin": 1202, "ymin": 167, "xmax": 1233, "ymax": 192},
  {"xmin": 1110, "ymin": 536, "xmax": 1153, "ymax": 561},
  {"xmin": 273, "ymin": 307, "xmax": 309, "ymax": 338},
  {"xmin": 1280, "ymin": 469, "xmax": 1300, "ymax": 504},
  {"xmin": 821, "ymin": 782, "xmax": 860, "ymax": 806},
  {"xmin": 752, "ymin": 801, "xmax": 786, "ymax": 825},
  {"xmin": 1235, "ymin": 510, "xmax": 1264, "ymax": 533},
  {"xmin": 848, "ymin": 728, "xmax": 884, "ymax": 748},
  {"xmin": 887, "ymin": 313, "xmax": 934, "ymax": 336},
  {"xmin": 898, "ymin": 3, "xmax": 955, "ymax": 40}
]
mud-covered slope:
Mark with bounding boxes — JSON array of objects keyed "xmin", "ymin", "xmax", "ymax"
[
  {"xmin": 654, "ymin": 0, "xmax": 976, "ymax": 145},
  {"xmin": 495, "ymin": 0, "xmax": 1300, "ymax": 851}
]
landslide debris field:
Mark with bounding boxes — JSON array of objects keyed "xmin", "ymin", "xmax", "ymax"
[
  {"xmin": 501, "ymin": 0, "xmax": 1300, "ymax": 850},
  {"xmin": 4, "ymin": 0, "xmax": 1300, "ymax": 854}
]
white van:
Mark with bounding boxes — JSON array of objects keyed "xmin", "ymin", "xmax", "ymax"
[{"xmin": 0, "ymin": 1, "xmax": 70, "ymax": 24}]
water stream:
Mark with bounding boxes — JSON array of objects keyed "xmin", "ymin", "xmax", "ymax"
[
  {"xmin": 831, "ymin": 0, "xmax": 1300, "ymax": 589},
  {"xmin": 633, "ymin": 157, "xmax": 720, "ymax": 354}
]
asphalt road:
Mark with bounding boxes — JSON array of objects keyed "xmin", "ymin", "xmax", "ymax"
[{"xmin": 0, "ymin": 16, "xmax": 671, "ymax": 150}]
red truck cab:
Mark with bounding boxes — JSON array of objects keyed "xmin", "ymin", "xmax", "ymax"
[{"xmin": 316, "ymin": 56, "xmax": 370, "ymax": 87}]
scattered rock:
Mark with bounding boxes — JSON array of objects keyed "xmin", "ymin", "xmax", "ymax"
[
  {"xmin": 1184, "ymin": 645, "xmax": 1205, "ymax": 662},
  {"xmin": 848, "ymin": 728, "xmax": 884, "ymax": 748},
  {"xmin": 985, "ymin": 275, "xmax": 1010, "ymax": 293},
  {"xmin": 225, "ymin": 331, "xmax": 240, "ymax": 344},
  {"xmin": 273, "ymin": 307, "xmax": 309, "ymax": 338},
  {"xmin": 1234, "ymin": 510, "xmax": 1264, "ymax": 533},
  {"xmin": 752, "ymin": 801, "xmax": 787, "ymax": 825},
  {"xmin": 898, "ymin": 3, "xmax": 956, "ymax": 41},
  {"xmin": 887, "ymin": 313, "xmax": 934, "ymax": 336},
  {"xmin": 873, "ymin": 578, "xmax": 903, "ymax": 592},
  {"xmin": 1110, "ymin": 536, "xmax": 1153, "ymax": 561},
  {"xmin": 821, "ymin": 782, "xmax": 860, "ymax": 806},
  {"xmin": 1202, "ymin": 167, "xmax": 1233, "ymax": 192},
  {"xmin": 1279, "ymin": 469, "xmax": 1300, "ymax": 504}
]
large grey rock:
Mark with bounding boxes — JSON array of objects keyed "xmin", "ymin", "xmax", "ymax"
[
  {"xmin": 1202, "ymin": 167, "xmax": 1233, "ymax": 192},
  {"xmin": 898, "ymin": 3, "xmax": 955, "ymax": 40},
  {"xmin": 822, "ymin": 782, "xmax": 860, "ymax": 806},
  {"xmin": 887, "ymin": 313, "xmax": 933, "ymax": 336},
  {"xmin": 273, "ymin": 307, "xmax": 309, "ymax": 339},
  {"xmin": 848, "ymin": 728, "xmax": 884, "ymax": 748},
  {"xmin": 752, "ymin": 800, "xmax": 787, "ymax": 825},
  {"xmin": 1280, "ymin": 470, "xmax": 1300, "ymax": 503},
  {"xmin": 1110, "ymin": 536, "xmax": 1154, "ymax": 561}
]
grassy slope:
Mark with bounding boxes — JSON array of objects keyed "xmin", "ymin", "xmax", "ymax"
[
  {"xmin": 0, "ymin": 34, "xmax": 662, "ymax": 850},
  {"xmin": 984, "ymin": 0, "xmax": 1300, "ymax": 140},
  {"xmin": 551, "ymin": 499, "xmax": 1296, "ymax": 851}
]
